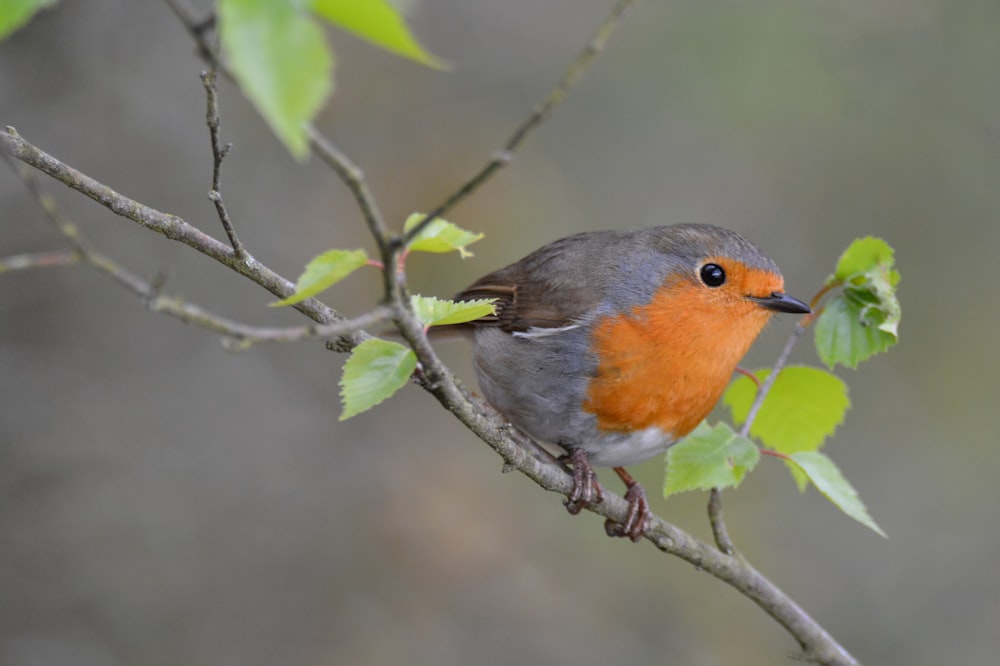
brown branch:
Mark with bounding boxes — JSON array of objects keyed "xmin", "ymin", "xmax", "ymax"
[
  {"xmin": 2, "ymin": 149, "xmax": 382, "ymax": 348},
  {"xmin": 0, "ymin": 127, "xmax": 367, "ymax": 350},
  {"xmin": 707, "ymin": 489, "xmax": 736, "ymax": 556}
]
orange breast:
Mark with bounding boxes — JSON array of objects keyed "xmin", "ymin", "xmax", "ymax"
[{"xmin": 583, "ymin": 272, "xmax": 781, "ymax": 438}]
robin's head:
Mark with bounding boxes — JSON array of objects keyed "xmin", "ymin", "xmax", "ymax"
[{"xmin": 646, "ymin": 224, "xmax": 810, "ymax": 323}]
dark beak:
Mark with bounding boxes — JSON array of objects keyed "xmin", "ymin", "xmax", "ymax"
[{"xmin": 748, "ymin": 292, "xmax": 811, "ymax": 314}]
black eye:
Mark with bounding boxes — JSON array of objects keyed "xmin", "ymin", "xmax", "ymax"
[{"xmin": 700, "ymin": 263, "xmax": 726, "ymax": 287}]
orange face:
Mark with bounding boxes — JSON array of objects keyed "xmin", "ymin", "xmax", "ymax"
[{"xmin": 583, "ymin": 259, "xmax": 785, "ymax": 438}]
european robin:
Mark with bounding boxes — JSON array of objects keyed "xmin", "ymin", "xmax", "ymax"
[{"xmin": 454, "ymin": 224, "xmax": 809, "ymax": 540}]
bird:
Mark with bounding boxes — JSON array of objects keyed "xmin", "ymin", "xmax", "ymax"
[{"xmin": 452, "ymin": 223, "xmax": 810, "ymax": 541}]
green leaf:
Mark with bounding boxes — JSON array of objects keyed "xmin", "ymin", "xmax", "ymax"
[
  {"xmin": 830, "ymin": 236, "xmax": 896, "ymax": 284},
  {"xmin": 724, "ymin": 366, "xmax": 849, "ymax": 453},
  {"xmin": 311, "ymin": 0, "xmax": 448, "ymax": 69},
  {"xmin": 815, "ymin": 294, "xmax": 896, "ymax": 369},
  {"xmin": 219, "ymin": 0, "xmax": 332, "ymax": 160},
  {"xmin": 411, "ymin": 295, "xmax": 496, "ymax": 327},
  {"xmin": 724, "ymin": 365, "xmax": 849, "ymax": 491},
  {"xmin": 404, "ymin": 213, "xmax": 484, "ymax": 258},
  {"xmin": 270, "ymin": 249, "xmax": 368, "ymax": 307},
  {"xmin": 0, "ymin": 0, "xmax": 57, "ymax": 41},
  {"xmin": 664, "ymin": 422, "xmax": 760, "ymax": 496},
  {"xmin": 787, "ymin": 451, "xmax": 887, "ymax": 537},
  {"xmin": 816, "ymin": 237, "xmax": 901, "ymax": 369},
  {"xmin": 339, "ymin": 338, "xmax": 417, "ymax": 420}
]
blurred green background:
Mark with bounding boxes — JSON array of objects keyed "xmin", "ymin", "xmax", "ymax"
[{"xmin": 2, "ymin": 1, "xmax": 998, "ymax": 664}]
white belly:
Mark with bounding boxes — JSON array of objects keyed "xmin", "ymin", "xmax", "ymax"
[{"xmin": 575, "ymin": 426, "xmax": 678, "ymax": 467}]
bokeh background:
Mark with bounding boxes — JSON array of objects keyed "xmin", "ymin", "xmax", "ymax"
[{"xmin": 2, "ymin": 1, "xmax": 998, "ymax": 664}]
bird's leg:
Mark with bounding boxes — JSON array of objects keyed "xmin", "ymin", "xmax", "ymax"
[
  {"xmin": 604, "ymin": 467, "xmax": 651, "ymax": 542},
  {"xmin": 563, "ymin": 448, "xmax": 603, "ymax": 514}
]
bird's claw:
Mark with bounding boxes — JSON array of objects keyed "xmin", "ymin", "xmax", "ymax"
[
  {"xmin": 604, "ymin": 486, "xmax": 650, "ymax": 541},
  {"xmin": 563, "ymin": 448, "xmax": 603, "ymax": 514},
  {"xmin": 604, "ymin": 471, "xmax": 651, "ymax": 542}
]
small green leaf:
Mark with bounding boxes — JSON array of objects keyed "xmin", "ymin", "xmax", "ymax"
[
  {"xmin": 664, "ymin": 422, "xmax": 760, "ymax": 496},
  {"xmin": 411, "ymin": 295, "xmax": 496, "ymax": 327},
  {"xmin": 404, "ymin": 213, "xmax": 484, "ymax": 258},
  {"xmin": 814, "ymin": 294, "xmax": 896, "ymax": 369},
  {"xmin": 339, "ymin": 338, "xmax": 417, "ymax": 420},
  {"xmin": 830, "ymin": 236, "xmax": 895, "ymax": 284},
  {"xmin": 816, "ymin": 237, "xmax": 901, "ymax": 369},
  {"xmin": 219, "ymin": 0, "xmax": 332, "ymax": 159},
  {"xmin": 724, "ymin": 366, "xmax": 849, "ymax": 453},
  {"xmin": 724, "ymin": 365, "xmax": 850, "ymax": 491},
  {"xmin": 270, "ymin": 249, "xmax": 368, "ymax": 307},
  {"xmin": 788, "ymin": 451, "xmax": 887, "ymax": 537},
  {"xmin": 0, "ymin": 0, "xmax": 58, "ymax": 41},
  {"xmin": 311, "ymin": 0, "xmax": 448, "ymax": 69}
]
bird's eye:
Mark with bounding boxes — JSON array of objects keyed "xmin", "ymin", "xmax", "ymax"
[{"xmin": 700, "ymin": 263, "xmax": 726, "ymax": 287}]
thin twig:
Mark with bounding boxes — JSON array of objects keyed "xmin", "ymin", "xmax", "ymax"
[
  {"xmin": 402, "ymin": 0, "xmax": 640, "ymax": 246},
  {"xmin": 164, "ymin": 0, "xmax": 394, "ymax": 256},
  {"xmin": 3, "ymin": 148, "xmax": 380, "ymax": 347},
  {"xmin": 0, "ymin": 248, "xmax": 80, "ymax": 273},
  {"xmin": 1, "ymin": 127, "xmax": 365, "ymax": 349},
  {"xmin": 708, "ymin": 320, "xmax": 810, "ymax": 555},
  {"xmin": 305, "ymin": 127, "xmax": 393, "ymax": 254},
  {"xmin": 741, "ymin": 322, "xmax": 809, "ymax": 439},
  {"xmin": 707, "ymin": 489, "xmax": 736, "ymax": 555},
  {"xmin": 201, "ymin": 66, "xmax": 245, "ymax": 257}
]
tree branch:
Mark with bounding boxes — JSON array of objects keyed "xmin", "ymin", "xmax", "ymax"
[
  {"xmin": 2, "ymin": 151, "xmax": 383, "ymax": 348},
  {"xmin": 0, "ymin": 127, "xmax": 366, "ymax": 350}
]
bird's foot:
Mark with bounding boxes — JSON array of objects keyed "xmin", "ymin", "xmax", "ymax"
[
  {"xmin": 603, "ymin": 467, "xmax": 651, "ymax": 542},
  {"xmin": 563, "ymin": 448, "xmax": 604, "ymax": 515}
]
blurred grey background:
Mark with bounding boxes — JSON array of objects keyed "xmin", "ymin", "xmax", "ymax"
[{"xmin": 1, "ymin": 1, "xmax": 998, "ymax": 664}]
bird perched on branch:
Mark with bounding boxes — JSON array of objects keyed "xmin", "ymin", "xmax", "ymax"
[{"xmin": 454, "ymin": 224, "xmax": 809, "ymax": 541}]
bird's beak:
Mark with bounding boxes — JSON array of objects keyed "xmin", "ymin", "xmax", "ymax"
[{"xmin": 747, "ymin": 292, "xmax": 811, "ymax": 314}]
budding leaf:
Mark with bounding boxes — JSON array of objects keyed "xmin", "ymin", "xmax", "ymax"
[
  {"xmin": 340, "ymin": 338, "xmax": 416, "ymax": 420},
  {"xmin": 219, "ymin": 0, "xmax": 332, "ymax": 160},
  {"xmin": 404, "ymin": 213, "xmax": 484, "ymax": 257},
  {"xmin": 0, "ymin": 0, "xmax": 58, "ymax": 41},
  {"xmin": 816, "ymin": 237, "xmax": 901, "ymax": 369},
  {"xmin": 830, "ymin": 236, "xmax": 896, "ymax": 283},
  {"xmin": 788, "ymin": 451, "xmax": 887, "ymax": 537},
  {"xmin": 664, "ymin": 422, "xmax": 760, "ymax": 497},
  {"xmin": 270, "ymin": 249, "xmax": 369, "ymax": 307},
  {"xmin": 411, "ymin": 295, "xmax": 496, "ymax": 327},
  {"xmin": 311, "ymin": 0, "xmax": 448, "ymax": 70}
]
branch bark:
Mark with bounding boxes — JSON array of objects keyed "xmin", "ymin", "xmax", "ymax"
[{"xmin": 1, "ymin": 127, "xmax": 365, "ymax": 350}]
